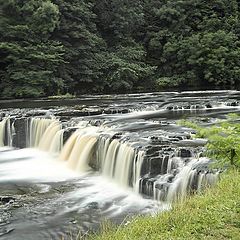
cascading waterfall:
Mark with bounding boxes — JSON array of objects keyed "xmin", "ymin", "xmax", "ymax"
[
  {"xmin": 28, "ymin": 118, "xmax": 56, "ymax": 147},
  {"xmin": 132, "ymin": 150, "xmax": 145, "ymax": 192},
  {"xmin": 18, "ymin": 117, "xmax": 220, "ymax": 202},
  {"xmin": 59, "ymin": 127, "xmax": 143, "ymax": 188},
  {"xmin": 59, "ymin": 126, "xmax": 100, "ymax": 172},
  {"xmin": 0, "ymin": 118, "xmax": 7, "ymax": 147},
  {"xmin": 166, "ymin": 158, "xmax": 219, "ymax": 202},
  {"xmin": 27, "ymin": 118, "xmax": 64, "ymax": 153},
  {"xmin": 55, "ymin": 123, "xmax": 219, "ymax": 201},
  {"xmin": 38, "ymin": 121, "xmax": 63, "ymax": 153},
  {"xmin": 99, "ymin": 138, "xmax": 136, "ymax": 187},
  {"xmin": 0, "ymin": 118, "xmax": 13, "ymax": 147}
]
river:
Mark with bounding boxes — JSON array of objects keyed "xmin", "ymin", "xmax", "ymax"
[{"xmin": 0, "ymin": 90, "xmax": 239, "ymax": 239}]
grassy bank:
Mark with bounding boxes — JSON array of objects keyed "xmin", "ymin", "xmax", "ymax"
[{"xmin": 89, "ymin": 169, "xmax": 240, "ymax": 240}]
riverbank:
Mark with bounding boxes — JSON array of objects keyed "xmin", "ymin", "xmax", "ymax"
[{"xmin": 90, "ymin": 169, "xmax": 240, "ymax": 240}]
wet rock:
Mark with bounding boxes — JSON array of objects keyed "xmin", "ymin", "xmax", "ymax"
[
  {"xmin": 101, "ymin": 108, "xmax": 129, "ymax": 114},
  {"xmin": 0, "ymin": 196, "xmax": 15, "ymax": 204},
  {"xmin": 12, "ymin": 118, "xmax": 27, "ymax": 148},
  {"xmin": 177, "ymin": 148, "xmax": 192, "ymax": 158},
  {"xmin": 87, "ymin": 202, "xmax": 99, "ymax": 209},
  {"xmin": 63, "ymin": 128, "xmax": 77, "ymax": 144},
  {"xmin": 0, "ymin": 112, "xmax": 6, "ymax": 119},
  {"xmin": 148, "ymin": 157, "xmax": 162, "ymax": 175},
  {"xmin": 0, "ymin": 228, "xmax": 15, "ymax": 237},
  {"xmin": 139, "ymin": 177, "xmax": 154, "ymax": 197},
  {"xmin": 205, "ymin": 103, "xmax": 212, "ymax": 108},
  {"xmin": 230, "ymin": 101, "xmax": 239, "ymax": 106},
  {"xmin": 146, "ymin": 146, "xmax": 162, "ymax": 155},
  {"xmin": 89, "ymin": 120, "xmax": 104, "ymax": 126},
  {"xmin": 112, "ymin": 133, "xmax": 122, "ymax": 139}
]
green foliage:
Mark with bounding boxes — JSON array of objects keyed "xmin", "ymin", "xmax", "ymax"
[
  {"xmin": 179, "ymin": 116, "xmax": 240, "ymax": 167},
  {"xmin": 0, "ymin": 0, "xmax": 64, "ymax": 98},
  {"xmin": 163, "ymin": 30, "xmax": 240, "ymax": 87},
  {"xmin": 51, "ymin": 0, "xmax": 107, "ymax": 93},
  {"xmin": 103, "ymin": 44, "xmax": 155, "ymax": 92},
  {"xmin": 1, "ymin": 0, "xmax": 240, "ymax": 97}
]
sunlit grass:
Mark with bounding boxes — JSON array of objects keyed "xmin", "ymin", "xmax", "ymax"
[{"xmin": 87, "ymin": 169, "xmax": 240, "ymax": 240}]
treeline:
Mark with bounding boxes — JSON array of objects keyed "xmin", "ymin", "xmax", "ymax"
[{"xmin": 1, "ymin": 0, "xmax": 240, "ymax": 98}]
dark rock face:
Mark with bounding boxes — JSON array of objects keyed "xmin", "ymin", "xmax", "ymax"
[
  {"xmin": 63, "ymin": 128, "xmax": 76, "ymax": 144},
  {"xmin": 0, "ymin": 196, "xmax": 15, "ymax": 204},
  {"xmin": 177, "ymin": 148, "xmax": 192, "ymax": 158},
  {"xmin": 205, "ymin": 103, "xmax": 212, "ymax": 108},
  {"xmin": 12, "ymin": 118, "xmax": 27, "ymax": 148}
]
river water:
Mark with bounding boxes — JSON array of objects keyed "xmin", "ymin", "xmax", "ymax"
[{"xmin": 0, "ymin": 90, "xmax": 239, "ymax": 239}]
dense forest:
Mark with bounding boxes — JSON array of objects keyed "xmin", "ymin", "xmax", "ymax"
[{"xmin": 1, "ymin": 0, "xmax": 240, "ymax": 98}]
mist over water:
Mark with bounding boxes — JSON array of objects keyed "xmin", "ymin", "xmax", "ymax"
[{"xmin": 0, "ymin": 90, "xmax": 240, "ymax": 239}]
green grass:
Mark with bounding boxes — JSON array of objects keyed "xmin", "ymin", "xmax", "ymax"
[{"xmin": 88, "ymin": 169, "xmax": 240, "ymax": 240}]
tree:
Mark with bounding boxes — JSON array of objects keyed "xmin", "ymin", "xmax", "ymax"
[
  {"xmin": 51, "ymin": 0, "xmax": 107, "ymax": 94},
  {"xmin": 162, "ymin": 30, "xmax": 240, "ymax": 88},
  {"xmin": 0, "ymin": 0, "xmax": 64, "ymax": 98},
  {"xmin": 143, "ymin": 0, "xmax": 240, "ymax": 90}
]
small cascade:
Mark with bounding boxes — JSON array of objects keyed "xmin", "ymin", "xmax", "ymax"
[
  {"xmin": 132, "ymin": 150, "xmax": 145, "ymax": 192},
  {"xmin": 59, "ymin": 126, "xmax": 100, "ymax": 172},
  {"xmin": 96, "ymin": 136, "xmax": 142, "ymax": 187},
  {"xmin": 27, "ymin": 118, "xmax": 64, "ymax": 153},
  {"xmin": 0, "ymin": 118, "xmax": 7, "ymax": 147},
  {"xmin": 166, "ymin": 158, "xmax": 219, "ymax": 202},
  {"xmin": 55, "ymin": 122, "xmax": 219, "ymax": 201},
  {"xmin": 28, "ymin": 118, "xmax": 56, "ymax": 147},
  {"xmin": 38, "ymin": 122, "xmax": 64, "ymax": 153},
  {"xmin": 58, "ymin": 127, "xmax": 142, "ymax": 188},
  {"xmin": 0, "ymin": 118, "xmax": 13, "ymax": 147},
  {"xmin": 137, "ymin": 144, "xmax": 219, "ymax": 202}
]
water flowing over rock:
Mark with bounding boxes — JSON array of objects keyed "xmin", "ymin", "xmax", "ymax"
[{"xmin": 0, "ymin": 90, "xmax": 239, "ymax": 239}]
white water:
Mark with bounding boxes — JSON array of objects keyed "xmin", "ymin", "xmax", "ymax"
[
  {"xmin": 0, "ymin": 118, "xmax": 13, "ymax": 147},
  {"xmin": 0, "ymin": 148, "xmax": 78, "ymax": 182},
  {"xmin": 59, "ymin": 126, "xmax": 100, "ymax": 172},
  {"xmin": 0, "ymin": 147, "xmax": 165, "ymax": 221},
  {"xmin": 0, "ymin": 118, "xmax": 7, "ymax": 146},
  {"xmin": 132, "ymin": 150, "xmax": 145, "ymax": 192},
  {"xmin": 38, "ymin": 121, "xmax": 63, "ymax": 153},
  {"xmin": 0, "ymin": 116, "xmax": 220, "ymax": 203},
  {"xmin": 97, "ymin": 137, "xmax": 137, "ymax": 187},
  {"xmin": 28, "ymin": 118, "xmax": 59, "ymax": 147},
  {"xmin": 166, "ymin": 157, "xmax": 218, "ymax": 202},
  {"xmin": 24, "ymin": 118, "xmax": 219, "ymax": 202}
]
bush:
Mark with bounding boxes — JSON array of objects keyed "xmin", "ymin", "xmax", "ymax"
[{"xmin": 179, "ymin": 115, "xmax": 240, "ymax": 168}]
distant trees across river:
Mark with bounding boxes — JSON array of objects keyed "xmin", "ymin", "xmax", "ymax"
[{"xmin": 1, "ymin": 0, "xmax": 240, "ymax": 98}]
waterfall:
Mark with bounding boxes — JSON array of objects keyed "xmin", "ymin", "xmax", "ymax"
[
  {"xmin": 0, "ymin": 118, "xmax": 7, "ymax": 147},
  {"xmin": 166, "ymin": 158, "xmax": 219, "ymax": 202},
  {"xmin": 59, "ymin": 127, "xmax": 141, "ymax": 188},
  {"xmin": 24, "ymin": 118, "xmax": 219, "ymax": 202},
  {"xmin": 59, "ymin": 126, "xmax": 99, "ymax": 172},
  {"xmin": 108, "ymin": 142, "xmax": 135, "ymax": 186},
  {"xmin": 96, "ymin": 136, "xmax": 140, "ymax": 187},
  {"xmin": 0, "ymin": 118, "xmax": 13, "ymax": 147},
  {"xmin": 133, "ymin": 151, "xmax": 145, "ymax": 192},
  {"xmin": 27, "ymin": 118, "xmax": 63, "ymax": 153},
  {"xmin": 38, "ymin": 122, "xmax": 63, "ymax": 153}
]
